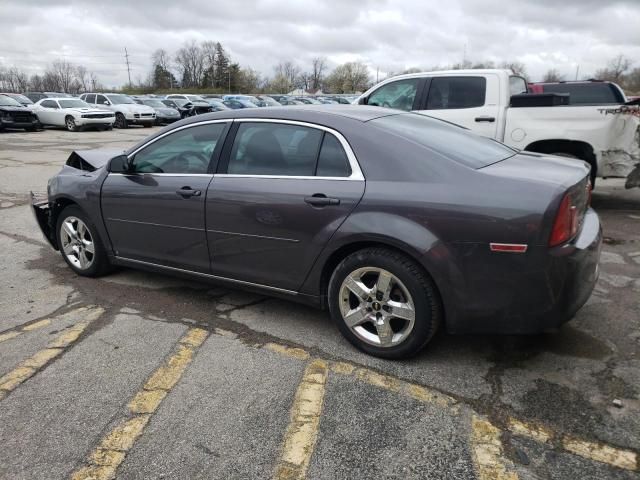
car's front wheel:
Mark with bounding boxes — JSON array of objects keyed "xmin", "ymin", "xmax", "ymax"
[
  {"xmin": 56, "ymin": 206, "xmax": 111, "ymax": 277},
  {"xmin": 65, "ymin": 116, "xmax": 77, "ymax": 132},
  {"xmin": 114, "ymin": 113, "xmax": 128, "ymax": 129},
  {"xmin": 328, "ymin": 248, "xmax": 441, "ymax": 359}
]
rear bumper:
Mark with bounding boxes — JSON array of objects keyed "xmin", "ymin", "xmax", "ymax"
[
  {"xmin": 445, "ymin": 208, "xmax": 602, "ymax": 334},
  {"xmin": 30, "ymin": 192, "xmax": 58, "ymax": 250}
]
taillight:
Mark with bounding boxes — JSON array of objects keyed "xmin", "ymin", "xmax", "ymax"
[{"xmin": 549, "ymin": 193, "xmax": 578, "ymax": 247}]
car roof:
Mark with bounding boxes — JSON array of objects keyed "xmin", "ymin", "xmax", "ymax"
[{"xmin": 179, "ymin": 105, "xmax": 397, "ymax": 125}]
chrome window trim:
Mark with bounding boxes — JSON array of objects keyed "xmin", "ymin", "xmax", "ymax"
[
  {"xmin": 109, "ymin": 173, "xmax": 213, "ymax": 178},
  {"xmin": 220, "ymin": 118, "xmax": 364, "ymax": 181},
  {"xmin": 115, "ymin": 256, "xmax": 298, "ymax": 296}
]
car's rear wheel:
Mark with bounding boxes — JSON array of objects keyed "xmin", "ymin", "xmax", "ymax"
[
  {"xmin": 56, "ymin": 206, "xmax": 111, "ymax": 277},
  {"xmin": 114, "ymin": 113, "xmax": 128, "ymax": 129},
  {"xmin": 328, "ymin": 248, "xmax": 441, "ymax": 359},
  {"xmin": 65, "ymin": 116, "xmax": 77, "ymax": 132}
]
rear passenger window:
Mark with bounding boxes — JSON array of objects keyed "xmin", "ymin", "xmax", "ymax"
[
  {"xmin": 85, "ymin": 94, "xmax": 96, "ymax": 104},
  {"xmin": 227, "ymin": 123, "xmax": 322, "ymax": 176},
  {"xmin": 426, "ymin": 77, "xmax": 486, "ymax": 109},
  {"xmin": 317, "ymin": 134, "xmax": 351, "ymax": 177}
]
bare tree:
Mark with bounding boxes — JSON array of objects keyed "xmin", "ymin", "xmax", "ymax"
[
  {"xmin": 325, "ymin": 62, "xmax": 370, "ymax": 93},
  {"xmin": 499, "ymin": 61, "xmax": 527, "ymax": 77},
  {"xmin": 595, "ymin": 54, "xmax": 632, "ymax": 84},
  {"xmin": 274, "ymin": 62, "xmax": 301, "ymax": 92},
  {"xmin": 174, "ymin": 41, "xmax": 206, "ymax": 88},
  {"xmin": 51, "ymin": 59, "xmax": 76, "ymax": 92},
  {"xmin": 543, "ymin": 68, "xmax": 565, "ymax": 82},
  {"xmin": 75, "ymin": 65, "xmax": 89, "ymax": 93},
  {"xmin": 310, "ymin": 57, "xmax": 326, "ymax": 90}
]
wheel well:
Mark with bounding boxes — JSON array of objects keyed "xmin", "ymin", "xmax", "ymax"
[
  {"xmin": 50, "ymin": 198, "xmax": 79, "ymax": 228},
  {"xmin": 319, "ymin": 241, "xmax": 444, "ymax": 314},
  {"xmin": 524, "ymin": 139, "xmax": 597, "ymax": 176}
]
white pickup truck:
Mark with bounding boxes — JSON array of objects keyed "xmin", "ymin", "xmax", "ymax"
[{"xmin": 357, "ymin": 69, "xmax": 640, "ymax": 188}]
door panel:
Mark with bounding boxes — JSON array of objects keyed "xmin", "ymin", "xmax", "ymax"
[
  {"xmin": 206, "ymin": 177, "xmax": 364, "ymax": 291},
  {"xmin": 101, "ymin": 174, "xmax": 212, "ymax": 272}
]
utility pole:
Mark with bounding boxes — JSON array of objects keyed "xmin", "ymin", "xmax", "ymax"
[
  {"xmin": 124, "ymin": 47, "xmax": 132, "ymax": 87},
  {"xmin": 376, "ymin": 67, "xmax": 379, "ymax": 84},
  {"xmin": 575, "ymin": 65, "xmax": 580, "ymax": 81}
]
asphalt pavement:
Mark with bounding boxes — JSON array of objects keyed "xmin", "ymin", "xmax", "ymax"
[{"xmin": 0, "ymin": 127, "xmax": 638, "ymax": 479}]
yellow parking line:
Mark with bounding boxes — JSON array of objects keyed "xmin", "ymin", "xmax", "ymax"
[
  {"xmin": 70, "ymin": 327, "xmax": 208, "ymax": 480},
  {"xmin": 471, "ymin": 415, "xmax": 519, "ymax": 480},
  {"xmin": 507, "ymin": 417, "xmax": 638, "ymax": 471},
  {"xmin": 274, "ymin": 359, "xmax": 328, "ymax": 480},
  {"xmin": 0, "ymin": 308, "xmax": 104, "ymax": 400}
]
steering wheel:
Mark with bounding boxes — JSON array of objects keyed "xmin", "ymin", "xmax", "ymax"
[{"xmin": 174, "ymin": 151, "xmax": 210, "ymax": 172}]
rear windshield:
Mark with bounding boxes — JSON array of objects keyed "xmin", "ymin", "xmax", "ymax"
[
  {"xmin": 370, "ymin": 113, "xmax": 516, "ymax": 168},
  {"xmin": 542, "ymin": 83, "xmax": 623, "ymax": 105}
]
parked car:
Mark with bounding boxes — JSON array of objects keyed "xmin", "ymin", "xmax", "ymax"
[
  {"xmin": 255, "ymin": 95, "xmax": 281, "ymax": 107},
  {"xmin": 2, "ymin": 93, "xmax": 36, "ymax": 110},
  {"xmin": 161, "ymin": 98, "xmax": 213, "ymax": 117},
  {"xmin": 206, "ymin": 99, "xmax": 230, "ymax": 111},
  {"xmin": 357, "ymin": 69, "xmax": 640, "ymax": 188},
  {"xmin": 223, "ymin": 98, "xmax": 258, "ymax": 109},
  {"xmin": 23, "ymin": 92, "xmax": 73, "ymax": 103},
  {"xmin": 33, "ymin": 98, "xmax": 115, "ymax": 131},
  {"xmin": 166, "ymin": 94, "xmax": 210, "ymax": 106},
  {"xmin": 279, "ymin": 99, "xmax": 304, "ymax": 106},
  {"xmin": 133, "ymin": 98, "xmax": 181, "ymax": 124},
  {"xmin": 0, "ymin": 94, "xmax": 40, "ymax": 131},
  {"xmin": 31, "ymin": 105, "xmax": 601, "ymax": 359},
  {"xmin": 295, "ymin": 97, "xmax": 322, "ymax": 105},
  {"xmin": 528, "ymin": 80, "xmax": 627, "ymax": 105},
  {"xmin": 80, "ymin": 93, "xmax": 156, "ymax": 128}
]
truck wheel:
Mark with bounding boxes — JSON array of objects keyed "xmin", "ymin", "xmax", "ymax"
[
  {"xmin": 328, "ymin": 248, "xmax": 441, "ymax": 359},
  {"xmin": 56, "ymin": 206, "xmax": 111, "ymax": 277}
]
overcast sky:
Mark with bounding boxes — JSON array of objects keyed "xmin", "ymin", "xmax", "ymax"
[{"xmin": 2, "ymin": 0, "xmax": 639, "ymax": 87}]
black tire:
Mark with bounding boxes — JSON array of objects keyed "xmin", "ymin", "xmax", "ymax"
[
  {"xmin": 114, "ymin": 113, "xmax": 128, "ymax": 129},
  {"xmin": 25, "ymin": 126, "xmax": 38, "ymax": 132},
  {"xmin": 143, "ymin": 123, "xmax": 152, "ymax": 128},
  {"xmin": 56, "ymin": 205, "xmax": 111, "ymax": 277},
  {"xmin": 328, "ymin": 248, "xmax": 441, "ymax": 359},
  {"xmin": 65, "ymin": 116, "xmax": 77, "ymax": 132}
]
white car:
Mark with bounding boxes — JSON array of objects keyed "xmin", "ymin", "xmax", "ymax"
[
  {"xmin": 80, "ymin": 93, "xmax": 156, "ymax": 128},
  {"xmin": 357, "ymin": 69, "xmax": 640, "ymax": 188},
  {"xmin": 33, "ymin": 98, "xmax": 115, "ymax": 131}
]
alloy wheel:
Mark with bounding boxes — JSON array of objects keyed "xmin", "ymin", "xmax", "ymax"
[
  {"xmin": 66, "ymin": 117, "xmax": 76, "ymax": 131},
  {"xmin": 60, "ymin": 216, "xmax": 95, "ymax": 270},
  {"xmin": 338, "ymin": 267, "xmax": 415, "ymax": 347}
]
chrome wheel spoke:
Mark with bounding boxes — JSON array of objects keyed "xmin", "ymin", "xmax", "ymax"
[
  {"xmin": 343, "ymin": 306, "xmax": 370, "ymax": 328},
  {"xmin": 374, "ymin": 318, "xmax": 394, "ymax": 346},
  {"xmin": 78, "ymin": 249, "xmax": 90, "ymax": 268},
  {"xmin": 376, "ymin": 270, "xmax": 393, "ymax": 301},
  {"xmin": 60, "ymin": 216, "xmax": 94, "ymax": 271},
  {"xmin": 62, "ymin": 221, "xmax": 77, "ymax": 241},
  {"xmin": 83, "ymin": 240, "xmax": 95, "ymax": 254},
  {"xmin": 62, "ymin": 242, "xmax": 75, "ymax": 255},
  {"xmin": 343, "ymin": 274, "xmax": 371, "ymax": 300},
  {"xmin": 387, "ymin": 300, "xmax": 415, "ymax": 322}
]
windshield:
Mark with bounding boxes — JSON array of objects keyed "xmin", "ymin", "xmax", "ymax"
[
  {"xmin": 106, "ymin": 94, "xmax": 135, "ymax": 105},
  {"xmin": 0, "ymin": 95, "xmax": 22, "ymax": 106},
  {"xmin": 371, "ymin": 113, "xmax": 516, "ymax": 169},
  {"xmin": 10, "ymin": 94, "xmax": 33, "ymax": 104},
  {"xmin": 59, "ymin": 99, "xmax": 91, "ymax": 109},
  {"xmin": 142, "ymin": 99, "xmax": 165, "ymax": 108},
  {"xmin": 186, "ymin": 95, "xmax": 205, "ymax": 101}
]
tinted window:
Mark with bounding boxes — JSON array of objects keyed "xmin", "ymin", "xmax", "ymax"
[
  {"xmin": 41, "ymin": 100, "xmax": 58, "ymax": 108},
  {"xmin": 131, "ymin": 123, "xmax": 226, "ymax": 174},
  {"xmin": 227, "ymin": 123, "xmax": 322, "ymax": 176},
  {"xmin": 96, "ymin": 95, "xmax": 108, "ymax": 105},
  {"xmin": 367, "ymin": 78, "xmax": 420, "ymax": 111},
  {"xmin": 370, "ymin": 113, "xmax": 515, "ymax": 169},
  {"xmin": 85, "ymin": 94, "xmax": 96, "ymax": 103},
  {"xmin": 541, "ymin": 83, "xmax": 622, "ymax": 105},
  {"xmin": 316, "ymin": 134, "xmax": 351, "ymax": 177},
  {"xmin": 426, "ymin": 77, "xmax": 486, "ymax": 109}
]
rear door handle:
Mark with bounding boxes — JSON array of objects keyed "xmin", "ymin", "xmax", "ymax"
[
  {"xmin": 475, "ymin": 116, "xmax": 495, "ymax": 123},
  {"xmin": 176, "ymin": 186, "xmax": 201, "ymax": 198},
  {"xmin": 304, "ymin": 194, "xmax": 340, "ymax": 207}
]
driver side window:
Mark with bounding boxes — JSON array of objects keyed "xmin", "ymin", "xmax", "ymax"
[
  {"xmin": 367, "ymin": 78, "xmax": 420, "ymax": 111},
  {"xmin": 131, "ymin": 123, "xmax": 227, "ymax": 174}
]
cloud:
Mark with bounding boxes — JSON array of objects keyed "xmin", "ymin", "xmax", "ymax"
[{"xmin": 1, "ymin": 0, "xmax": 638, "ymax": 87}]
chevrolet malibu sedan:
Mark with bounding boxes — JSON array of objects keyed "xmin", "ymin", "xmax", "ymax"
[
  {"xmin": 31, "ymin": 106, "xmax": 601, "ymax": 358},
  {"xmin": 33, "ymin": 98, "xmax": 115, "ymax": 131}
]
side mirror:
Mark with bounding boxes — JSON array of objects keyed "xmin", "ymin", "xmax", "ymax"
[
  {"xmin": 358, "ymin": 96, "xmax": 368, "ymax": 105},
  {"xmin": 103, "ymin": 101, "xmax": 110, "ymax": 105},
  {"xmin": 109, "ymin": 154, "xmax": 131, "ymax": 173}
]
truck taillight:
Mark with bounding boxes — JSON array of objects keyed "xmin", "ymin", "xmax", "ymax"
[{"xmin": 549, "ymin": 193, "xmax": 578, "ymax": 247}]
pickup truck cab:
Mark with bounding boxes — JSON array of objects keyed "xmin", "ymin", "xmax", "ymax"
[{"xmin": 357, "ymin": 69, "xmax": 640, "ymax": 188}]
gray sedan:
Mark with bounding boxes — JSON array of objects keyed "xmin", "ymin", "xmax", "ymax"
[{"xmin": 31, "ymin": 106, "xmax": 601, "ymax": 358}]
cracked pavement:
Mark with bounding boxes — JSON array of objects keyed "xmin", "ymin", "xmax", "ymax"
[{"xmin": 0, "ymin": 128, "xmax": 639, "ymax": 479}]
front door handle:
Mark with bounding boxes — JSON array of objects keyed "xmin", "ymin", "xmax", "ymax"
[
  {"xmin": 304, "ymin": 194, "xmax": 340, "ymax": 207},
  {"xmin": 176, "ymin": 186, "xmax": 201, "ymax": 198},
  {"xmin": 475, "ymin": 116, "xmax": 495, "ymax": 123}
]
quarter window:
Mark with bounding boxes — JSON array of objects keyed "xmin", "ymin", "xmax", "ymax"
[
  {"xmin": 41, "ymin": 100, "xmax": 58, "ymax": 109},
  {"xmin": 131, "ymin": 123, "xmax": 226, "ymax": 174},
  {"xmin": 367, "ymin": 78, "xmax": 420, "ymax": 111},
  {"xmin": 426, "ymin": 77, "xmax": 486, "ymax": 109},
  {"xmin": 227, "ymin": 123, "xmax": 323, "ymax": 176},
  {"xmin": 316, "ymin": 133, "xmax": 351, "ymax": 177}
]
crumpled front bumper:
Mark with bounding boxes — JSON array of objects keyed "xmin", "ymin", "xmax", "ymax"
[{"xmin": 30, "ymin": 192, "xmax": 57, "ymax": 250}]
